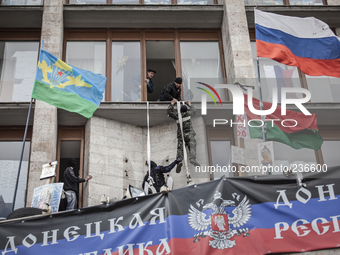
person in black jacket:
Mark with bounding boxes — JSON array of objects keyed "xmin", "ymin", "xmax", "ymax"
[
  {"xmin": 146, "ymin": 69, "xmax": 156, "ymax": 93},
  {"xmin": 159, "ymin": 77, "xmax": 182, "ymax": 102},
  {"xmin": 63, "ymin": 158, "xmax": 92, "ymax": 210},
  {"xmin": 142, "ymin": 159, "xmax": 181, "ymax": 194}
]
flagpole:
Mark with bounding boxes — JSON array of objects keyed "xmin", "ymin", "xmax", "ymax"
[
  {"xmin": 256, "ymin": 57, "xmax": 267, "ymax": 142},
  {"xmin": 12, "ymin": 98, "xmax": 34, "ymax": 212},
  {"xmin": 257, "ymin": 57, "xmax": 272, "ymax": 175}
]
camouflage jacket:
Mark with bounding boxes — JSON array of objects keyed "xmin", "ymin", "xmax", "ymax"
[{"xmin": 167, "ymin": 103, "xmax": 196, "ymax": 138}]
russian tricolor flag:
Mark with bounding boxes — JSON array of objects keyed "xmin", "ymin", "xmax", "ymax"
[{"xmin": 255, "ymin": 9, "xmax": 340, "ymax": 78}]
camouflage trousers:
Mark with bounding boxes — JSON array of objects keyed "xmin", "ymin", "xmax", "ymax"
[{"xmin": 176, "ymin": 132, "xmax": 197, "ymax": 160}]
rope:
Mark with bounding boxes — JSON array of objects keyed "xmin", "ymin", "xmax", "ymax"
[{"xmin": 145, "ymin": 102, "xmax": 156, "ymax": 194}]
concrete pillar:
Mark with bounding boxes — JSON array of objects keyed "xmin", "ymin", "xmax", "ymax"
[
  {"xmin": 220, "ymin": 0, "xmax": 256, "ymax": 83},
  {"xmin": 26, "ymin": 0, "xmax": 63, "ymax": 206}
]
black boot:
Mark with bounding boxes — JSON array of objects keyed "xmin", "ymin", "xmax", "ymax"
[
  {"xmin": 190, "ymin": 159, "xmax": 200, "ymax": 167},
  {"xmin": 176, "ymin": 162, "xmax": 182, "ymax": 173}
]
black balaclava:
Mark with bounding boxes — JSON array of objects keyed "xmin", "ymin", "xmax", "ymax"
[{"xmin": 68, "ymin": 158, "xmax": 78, "ymax": 170}]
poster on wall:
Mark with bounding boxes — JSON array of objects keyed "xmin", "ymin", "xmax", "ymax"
[
  {"xmin": 258, "ymin": 141, "xmax": 275, "ymax": 167},
  {"xmin": 40, "ymin": 161, "xmax": 57, "ymax": 180},
  {"xmin": 31, "ymin": 183, "xmax": 63, "ymax": 213},
  {"xmin": 1, "ymin": 168, "xmax": 340, "ymax": 255}
]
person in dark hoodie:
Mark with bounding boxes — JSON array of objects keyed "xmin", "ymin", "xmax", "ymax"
[
  {"xmin": 159, "ymin": 77, "xmax": 182, "ymax": 102},
  {"xmin": 63, "ymin": 158, "xmax": 92, "ymax": 210},
  {"xmin": 142, "ymin": 159, "xmax": 181, "ymax": 194}
]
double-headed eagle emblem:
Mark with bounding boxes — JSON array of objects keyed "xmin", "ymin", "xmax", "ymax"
[{"xmin": 188, "ymin": 191, "xmax": 251, "ymax": 249}]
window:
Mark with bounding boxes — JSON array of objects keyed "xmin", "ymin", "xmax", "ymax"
[
  {"xmin": 0, "ymin": 127, "xmax": 32, "ymax": 219},
  {"xmin": 244, "ymin": 0, "xmax": 284, "ymax": 5},
  {"xmin": 66, "ymin": 41, "xmax": 106, "ymax": 101},
  {"xmin": 65, "ymin": 29, "xmax": 225, "ymax": 102},
  {"xmin": 112, "ymin": 41, "xmax": 141, "ymax": 102},
  {"xmin": 305, "ymin": 76, "xmax": 340, "ymax": 103},
  {"xmin": 318, "ymin": 128, "xmax": 340, "ymax": 168},
  {"xmin": 0, "ymin": 41, "xmax": 39, "ymax": 102},
  {"xmin": 244, "ymin": 0, "xmax": 326, "ymax": 5},
  {"xmin": 65, "ymin": 0, "xmax": 216, "ymax": 4},
  {"xmin": 207, "ymin": 126, "xmax": 235, "ymax": 179},
  {"xmin": 146, "ymin": 41, "xmax": 175, "ymax": 101},
  {"xmin": 180, "ymin": 41, "xmax": 225, "ymax": 102},
  {"xmin": 320, "ymin": 141, "xmax": 340, "ymax": 167},
  {"xmin": 273, "ymin": 142, "xmax": 317, "ymax": 174},
  {"xmin": 1, "ymin": 0, "xmax": 43, "ymax": 5},
  {"xmin": 69, "ymin": 0, "xmax": 106, "ymax": 3}
]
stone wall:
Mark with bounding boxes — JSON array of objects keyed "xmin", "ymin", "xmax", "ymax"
[{"xmin": 84, "ymin": 115, "xmax": 210, "ymax": 207}]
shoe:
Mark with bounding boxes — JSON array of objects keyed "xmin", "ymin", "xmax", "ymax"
[
  {"xmin": 176, "ymin": 162, "xmax": 182, "ymax": 173},
  {"xmin": 190, "ymin": 159, "xmax": 200, "ymax": 167}
]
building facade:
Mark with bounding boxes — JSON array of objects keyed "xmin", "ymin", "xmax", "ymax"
[{"xmin": 0, "ymin": 1, "xmax": 340, "ymax": 253}]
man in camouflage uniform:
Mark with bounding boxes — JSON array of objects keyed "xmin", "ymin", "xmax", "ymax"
[{"xmin": 167, "ymin": 99, "xmax": 200, "ymax": 173}]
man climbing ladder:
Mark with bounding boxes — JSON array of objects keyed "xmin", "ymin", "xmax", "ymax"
[{"xmin": 167, "ymin": 99, "xmax": 200, "ymax": 174}]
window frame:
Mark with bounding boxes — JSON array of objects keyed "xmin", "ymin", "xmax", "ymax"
[{"xmin": 206, "ymin": 125, "xmax": 235, "ymax": 180}]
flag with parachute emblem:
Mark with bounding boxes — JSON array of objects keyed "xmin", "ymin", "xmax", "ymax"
[{"xmin": 32, "ymin": 48, "xmax": 107, "ymax": 118}]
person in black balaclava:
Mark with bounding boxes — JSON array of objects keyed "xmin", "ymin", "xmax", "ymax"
[
  {"xmin": 63, "ymin": 158, "xmax": 92, "ymax": 210},
  {"xmin": 142, "ymin": 159, "xmax": 181, "ymax": 194}
]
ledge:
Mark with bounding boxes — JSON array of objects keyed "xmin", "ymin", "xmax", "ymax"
[
  {"xmin": 63, "ymin": 4, "xmax": 224, "ymax": 28},
  {"xmin": 1, "ymin": 101, "xmax": 340, "ymax": 127},
  {"xmin": 246, "ymin": 6, "xmax": 340, "ymax": 28},
  {"xmin": 0, "ymin": 6, "xmax": 43, "ymax": 28}
]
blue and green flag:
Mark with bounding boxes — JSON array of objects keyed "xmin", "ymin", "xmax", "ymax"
[{"xmin": 32, "ymin": 48, "xmax": 107, "ymax": 119}]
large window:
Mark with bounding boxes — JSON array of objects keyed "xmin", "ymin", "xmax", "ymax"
[
  {"xmin": 66, "ymin": 41, "xmax": 106, "ymax": 100},
  {"xmin": 180, "ymin": 41, "xmax": 225, "ymax": 102},
  {"xmin": 207, "ymin": 126, "xmax": 235, "ymax": 179},
  {"xmin": 0, "ymin": 128, "xmax": 32, "ymax": 219},
  {"xmin": 0, "ymin": 41, "xmax": 39, "ymax": 102},
  {"xmin": 1, "ymin": 0, "xmax": 43, "ymax": 5},
  {"xmin": 244, "ymin": 0, "xmax": 325, "ymax": 5},
  {"xmin": 112, "ymin": 42, "xmax": 141, "ymax": 102},
  {"xmin": 66, "ymin": 0, "xmax": 216, "ymax": 4},
  {"xmin": 65, "ymin": 29, "xmax": 225, "ymax": 102}
]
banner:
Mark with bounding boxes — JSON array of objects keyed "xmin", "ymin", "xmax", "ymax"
[{"xmin": 1, "ymin": 168, "xmax": 340, "ymax": 255}]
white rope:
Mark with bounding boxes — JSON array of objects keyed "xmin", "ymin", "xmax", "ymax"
[
  {"xmin": 147, "ymin": 102, "xmax": 151, "ymax": 177},
  {"xmin": 145, "ymin": 102, "xmax": 156, "ymax": 194},
  {"xmin": 176, "ymin": 101, "xmax": 189, "ymax": 176}
]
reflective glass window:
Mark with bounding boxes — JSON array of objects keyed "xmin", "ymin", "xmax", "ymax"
[
  {"xmin": 0, "ymin": 42, "xmax": 39, "ymax": 102},
  {"xmin": 69, "ymin": 0, "xmax": 106, "ymax": 4},
  {"xmin": 306, "ymin": 76, "xmax": 340, "ymax": 103},
  {"xmin": 66, "ymin": 41, "xmax": 106, "ymax": 100},
  {"xmin": 320, "ymin": 141, "xmax": 340, "ymax": 167},
  {"xmin": 1, "ymin": 0, "xmax": 43, "ymax": 5},
  {"xmin": 244, "ymin": 0, "xmax": 284, "ymax": 5},
  {"xmin": 273, "ymin": 142, "xmax": 316, "ymax": 174},
  {"xmin": 210, "ymin": 141, "xmax": 232, "ymax": 179},
  {"xmin": 289, "ymin": 0, "xmax": 324, "ymax": 5},
  {"xmin": 112, "ymin": 42, "xmax": 141, "ymax": 102},
  {"xmin": 0, "ymin": 141, "xmax": 30, "ymax": 219},
  {"xmin": 180, "ymin": 41, "xmax": 224, "ymax": 102},
  {"xmin": 177, "ymin": 0, "xmax": 214, "ymax": 4}
]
